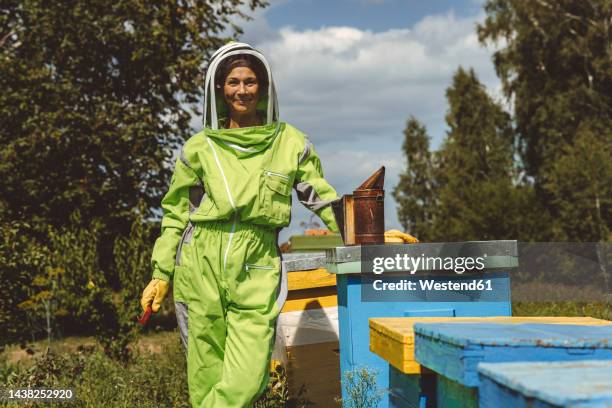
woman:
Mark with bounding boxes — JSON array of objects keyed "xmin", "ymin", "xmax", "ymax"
[{"xmin": 140, "ymin": 42, "xmax": 339, "ymax": 408}]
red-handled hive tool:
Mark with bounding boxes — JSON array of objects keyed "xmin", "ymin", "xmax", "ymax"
[{"xmin": 138, "ymin": 305, "xmax": 152, "ymax": 326}]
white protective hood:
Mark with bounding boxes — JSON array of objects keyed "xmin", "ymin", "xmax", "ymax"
[{"xmin": 203, "ymin": 42, "xmax": 279, "ymax": 130}]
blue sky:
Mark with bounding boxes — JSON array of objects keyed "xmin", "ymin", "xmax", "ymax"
[
  {"xmin": 264, "ymin": 0, "xmax": 483, "ymax": 32},
  {"xmin": 221, "ymin": 0, "xmax": 503, "ymax": 242}
]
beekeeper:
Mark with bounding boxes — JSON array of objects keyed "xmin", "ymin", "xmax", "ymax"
[{"xmin": 140, "ymin": 42, "xmax": 340, "ymax": 407}]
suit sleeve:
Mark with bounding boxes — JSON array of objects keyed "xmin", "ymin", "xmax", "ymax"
[
  {"xmin": 294, "ymin": 138, "xmax": 340, "ymax": 232},
  {"xmin": 151, "ymin": 155, "xmax": 199, "ymax": 282}
]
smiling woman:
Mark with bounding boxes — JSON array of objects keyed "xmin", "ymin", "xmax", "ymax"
[
  {"xmin": 140, "ymin": 42, "xmax": 341, "ymax": 408},
  {"xmin": 216, "ymin": 55, "xmax": 270, "ymax": 129}
]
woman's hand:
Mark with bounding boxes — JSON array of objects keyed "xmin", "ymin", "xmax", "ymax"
[
  {"xmin": 140, "ymin": 279, "xmax": 170, "ymax": 313},
  {"xmin": 384, "ymin": 229, "xmax": 419, "ymax": 244}
]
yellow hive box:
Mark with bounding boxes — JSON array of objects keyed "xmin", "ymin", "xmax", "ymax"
[
  {"xmin": 282, "ymin": 268, "xmax": 337, "ymax": 313},
  {"xmin": 369, "ymin": 316, "xmax": 612, "ymax": 375}
]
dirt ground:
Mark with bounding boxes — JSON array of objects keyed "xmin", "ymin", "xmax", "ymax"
[{"xmin": 2, "ymin": 330, "xmax": 178, "ymax": 367}]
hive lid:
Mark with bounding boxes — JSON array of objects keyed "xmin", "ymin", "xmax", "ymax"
[
  {"xmin": 478, "ymin": 361, "xmax": 612, "ymax": 406},
  {"xmin": 282, "ymin": 252, "xmax": 327, "ymax": 272},
  {"xmin": 369, "ymin": 317, "xmax": 612, "ymax": 345},
  {"xmin": 414, "ymin": 322, "xmax": 612, "ymax": 348}
]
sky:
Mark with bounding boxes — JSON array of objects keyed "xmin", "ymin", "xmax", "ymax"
[{"xmin": 213, "ymin": 0, "xmax": 504, "ymax": 242}]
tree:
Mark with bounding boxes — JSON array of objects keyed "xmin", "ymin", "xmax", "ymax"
[
  {"xmin": 478, "ymin": 0, "xmax": 611, "ymax": 240},
  {"xmin": 544, "ymin": 128, "xmax": 612, "ymax": 241},
  {"xmin": 431, "ymin": 67, "xmax": 518, "ymax": 241},
  {"xmin": 0, "ymin": 0, "xmax": 266, "ymax": 285},
  {"xmin": 393, "ymin": 117, "xmax": 435, "ymax": 241},
  {"xmin": 0, "ymin": 0, "xmax": 266, "ymax": 230}
]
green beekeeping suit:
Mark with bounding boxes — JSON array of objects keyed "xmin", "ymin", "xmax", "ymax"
[{"xmin": 150, "ymin": 42, "xmax": 339, "ymax": 408}]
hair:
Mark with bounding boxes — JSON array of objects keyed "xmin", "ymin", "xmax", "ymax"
[{"xmin": 215, "ymin": 54, "xmax": 269, "ymax": 93}]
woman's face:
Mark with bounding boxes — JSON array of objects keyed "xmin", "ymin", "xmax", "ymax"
[{"xmin": 223, "ymin": 66, "xmax": 260, "ymax": 117}]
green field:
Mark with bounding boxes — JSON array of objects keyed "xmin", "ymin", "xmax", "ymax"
[{"xmin": 1, "ymin": 330, "xmax": 310, "ymax": 408}]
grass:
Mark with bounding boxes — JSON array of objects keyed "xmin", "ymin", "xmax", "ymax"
[
  {"xmin": 0, "ymin": 330, "xmax": 313, "ymax": 407},
  {"xmin": 2, "ymin": 300, "xmax": 610, "ymax": 407},
  {"xmin": 1, "ymin": 330, "xmax": 175, "ymax": 368},
  {"xmin": 512, "ymin": 301, "xmax": 612, "ymax": 320},
  {"xmin": 1, "ymin": 331, "xmax": 189, "ymax": 408}
]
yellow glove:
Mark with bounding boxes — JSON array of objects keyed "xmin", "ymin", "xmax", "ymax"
[
  {"xmin": 140, "ymin": 279, "xmax": 170, "ymax": 313},
  {"xmin": 384, "ymin": 229, "xmax": 419, "ymax": 244}
]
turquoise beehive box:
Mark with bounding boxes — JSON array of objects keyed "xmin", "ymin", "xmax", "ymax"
[
  {"xmin": 325, "ymin": 240, "xmax": 517, "ymax": 407},
  {"xmin": 414, "ymin": 323, "xmax": 612, "ymax": 408},
  {"xmin": 478, "ymin": 360, "xmax": 612, "ymax": 408}
]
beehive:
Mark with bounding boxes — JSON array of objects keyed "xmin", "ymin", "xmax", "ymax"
[
  {"xmin": 326, "ymin": 240, "xmax": 517, "ymax": 406},
  {"xmin": 415, "ymin": 323, "xmax": 612, "ymax": 408},
  {"xmin": 370, "ymin": 317, "xmax": 612, "ymax": 408},
  {"xmin": 478, "ymin": 360, "xmax": 612, "ymax": 407},
  {"xmin": 369, "ymin": 316, "xmax": 612, "ymax": 375}
]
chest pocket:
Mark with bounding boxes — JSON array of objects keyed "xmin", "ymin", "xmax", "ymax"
[{"xmin": 262, "ymin": 170, "xmax": 292, "ymax": 221}]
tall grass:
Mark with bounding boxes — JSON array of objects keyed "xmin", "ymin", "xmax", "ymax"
[
  {"xmin": 1, "ymin": 332, "xmax": 313, "ymax": 408},
  {"xmin": 1, "ymin": 335, "xmax": 189, "ymax": 408}
]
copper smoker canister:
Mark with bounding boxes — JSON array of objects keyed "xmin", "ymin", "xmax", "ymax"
[{"xmin": 353, "ymin": 188, "xmax": 385, "ymax": 245}]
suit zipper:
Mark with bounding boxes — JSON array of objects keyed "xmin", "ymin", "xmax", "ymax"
[
  {"xmin": 244, "ymin": 264, "xmax": 276, "ymax": 271},
  {"xmin": 265, "ymin": 170, "xmax": 289, "ymax": 180}
]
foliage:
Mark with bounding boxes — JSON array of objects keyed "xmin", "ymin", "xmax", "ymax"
[
  {"xmin": 338, "ymin": 367, "xmax": 383, "ymax": 408},
  {"xmin": 430, "ymin": 67, "xmax": 517, "ymax": 241},
  {"xmin": 0, "ymin": 221, "xmax": 48, "ymax": 346},
  {"xmin": 0, "ymin": 215, "xmax": 117, "ymax": 347},
  {"xmin": 0, "ymin": 0, "xmax": 268, "ymax": 285},
  {"xmin": 0, "ymin": 212, "xmax": 158, "ymax": 362},
  {"xmin": 513, "ymin": 301, "xmax": 612, "ymax": 321},
  {"xmin": 0, "ymin": 0, "xmax": 268, "ymax": 352},
  {"xmin": 253, "ymin": 364, "xmax": 290, "ymax": 408},
  {"xmin": 477, "ymin": 0, "xmax": 611, "ymax": 241},
  {"xmin": 43, "ymin": 214, "xmax": 115, "ymax": 338},
  {"xmin": 396, "ymin": 1, "xmax": 610, "ymax": 243},
  {"xmin": 1, "ymin": 335, "xmax": 309, "ymax": 408},
  {"xmin": 100, "ymin": 212, "xmax": 157, "ymax": 361},
  {"xmin": 2, "ymin": 336, "xmax": 190, "ymax": 407},
  {"xmin": 544, "ymin": 129, "xmax": 612, "ymax": 241},
  {"xmin": 393, "ymin": 117, "xmax": 435, "ymax": 241},
  {"xmin": 395, "ymin": 69, "xmax": 543, "ymax": 241}
]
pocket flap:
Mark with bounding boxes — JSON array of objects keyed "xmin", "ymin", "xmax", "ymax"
[{"xmin": 264, "ymin": 171, "xmax": 292, "ymax": 196}]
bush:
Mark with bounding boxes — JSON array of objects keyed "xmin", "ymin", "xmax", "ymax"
[
  {"xmin": 0, "ymin": 221, "xmax": 50, "ymax": 346},
  {"xmin": 338, "ymin": 366, "xmax": 384, "ymax": 408},
  {"xmin": 1, "ymin": 209, "xmax": 160, "ymax": 362},
  {"xmin": 103, "ymin": 212, "xmax": 156, "ymax": 361}
]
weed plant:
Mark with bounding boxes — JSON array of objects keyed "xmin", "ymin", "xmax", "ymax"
[
  {"xmin": 1, "ymin": 333, "xmax": 312, "ymax": 408},
  {"xmin": 337, "ymin": 366, "xmax": 383, "ymax": 408}
]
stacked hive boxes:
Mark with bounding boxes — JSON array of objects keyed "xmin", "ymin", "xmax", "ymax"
[
  {"xmin": 324, "ymin": 240, "xmax": 518, "ymax": 406},
  {"xmin": 274, "ymin": 233, "xmax": 344, "ymax": 406},
  {"xmin": 369, "ymin": 317, "xmax": 612, "ymax": 407}
]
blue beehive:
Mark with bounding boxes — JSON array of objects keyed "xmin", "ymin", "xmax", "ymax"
[
  {"xmin": 325, "ymin": 241, "xmax": 516, "ymax": 407},
  {"xmin": 478, "ymin": 360, "xmax": 612, "ymax": 408},
  {"xmin": 414, "ymin": 323, "xmax": 612, "ymax": 408}
]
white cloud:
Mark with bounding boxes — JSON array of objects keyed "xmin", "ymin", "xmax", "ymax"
[
  {"xmin": 238, "ymin": 10, "xmax": 502, "ymax": 240},
  {"xmin": 252, "ymin": 11, "xmax": 499, "ymax": 147}
]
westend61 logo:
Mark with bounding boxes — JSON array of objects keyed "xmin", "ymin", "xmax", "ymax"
[{"xmin": 372, "ymin": 254, "xmax": 487, "ymax": 275}]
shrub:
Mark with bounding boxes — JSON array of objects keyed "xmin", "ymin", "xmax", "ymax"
[{"xmin": 338, "ymin": 366, "xmax": 384, "ymax": 408}]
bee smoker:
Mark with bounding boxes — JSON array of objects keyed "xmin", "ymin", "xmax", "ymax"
[{"xmin": 332, "ymin": 166, "xmax": 385, "ymax": 246}]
